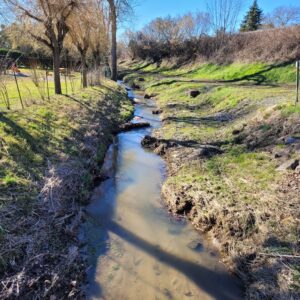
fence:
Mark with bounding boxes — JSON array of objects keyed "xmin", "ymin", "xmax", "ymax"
[{"xmin": 0, "ymin": 56, "xmax": 110, "ymax": 111}]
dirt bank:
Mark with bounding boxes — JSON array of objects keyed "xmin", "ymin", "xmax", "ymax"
[{"xmin": 0, "ymin": 81, "xmax": 133, "ymax": 299}]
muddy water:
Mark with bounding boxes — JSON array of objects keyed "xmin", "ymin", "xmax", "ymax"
[{"xmin": 84, "ymin": 89, "xmax": 243, "ymax": 300}]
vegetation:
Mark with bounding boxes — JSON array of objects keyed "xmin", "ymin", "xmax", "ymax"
[
  {"xmin": 123, "ymin": 59, "xmax": 300, "ymax": 299},
  {"xmin": 0, "ymin": 0, "xmax": 299, "ymax": 298},
  {"xmin": 0, "ymin": 79, "xmax": 133, "ymax": 298},
  {"xmin": 240, "ymin": 0, "xmax": 263, "ymax": 32}
]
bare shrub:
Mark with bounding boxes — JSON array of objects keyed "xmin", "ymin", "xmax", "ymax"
[
  {"xmin": 129, "ymin": 25, "xmax": 300, "ymax": 64},
  {"xmin": 30, "ymin": 65, "xmax": 47, "ymax": 101},
  {"xmin": 0, "ymin": 78, "xmax": 10, "ymax": 109},
  {"xmin": 87, "ymin": 68, "xmax": 101, "ymax": 86}
]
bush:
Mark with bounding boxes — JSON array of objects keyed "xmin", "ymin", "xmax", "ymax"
[{"xmin": 129, "ymin": 26, "xmax": 300, "ymax": 64}]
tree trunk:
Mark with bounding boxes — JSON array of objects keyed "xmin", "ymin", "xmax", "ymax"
[
  {"xmin": 53, "ymin": 47, "xmax": 62, "ymax": 94},
  {"xmin": 81, "ymin": 53, "xmax": 88, "ymax": 88},
  {"xmin": 109, "ymin": 0, "xmax": 117, "ymax": 81}
]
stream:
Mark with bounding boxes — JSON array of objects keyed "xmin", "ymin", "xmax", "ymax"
[{"xmin": 83, "ymin": 85, "xmax": 243, "ymax": 300}]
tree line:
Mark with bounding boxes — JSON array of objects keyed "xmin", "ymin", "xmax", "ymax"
[
  {"xmin": 124, "ymin": 0, "xmax": 300, "ymax": 63},
  {"xmin": 1, "ymin": 0, "xmax": 134, "ymax": 94}
]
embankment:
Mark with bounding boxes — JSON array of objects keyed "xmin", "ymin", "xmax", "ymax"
[
  {"xmin": 123, "ymin": 60, "xmax": 300, "ymax": 299},
  {"xmin": 0, "ymin": 79, "xmax": 133, "ymax": 298}
]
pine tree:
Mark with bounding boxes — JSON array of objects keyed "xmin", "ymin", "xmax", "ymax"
[{"xmin": 240, "ymin": 0, "xmax": 263, "ymax": 32}]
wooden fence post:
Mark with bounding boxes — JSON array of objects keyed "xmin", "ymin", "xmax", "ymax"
[
  {"xmin": 46, "ymin": 69, "xmax": 50, "ymax": 101},
  {"xmin": 296, "ymin": 60, "xmax": 299, "ymax": 105},
  {"xmin": 13, "ymin": 71, "xmax": 24, "ymax": 109}
]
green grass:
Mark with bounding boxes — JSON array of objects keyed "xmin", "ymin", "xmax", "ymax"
[
  {"xmin": 124, "ymin": 59, "xmax": 300, "ymax": 294},
  {"xmin": 0, "ymin": 68, "xmax": 82, "ymax": 110},
  {"xmin": 0, "ymin": 78, "xmax": 133, "ymax": 273},
  {"xmin": 169, "ymin": 145, "xmax": 279, "ymax": 205},
  {"xmin": 0, "ymin": 78, "xmax": 133, "ymax": 216},
  {"xmin": 127, "ymin": 61, "xmax": 296, "ymax": 84}
]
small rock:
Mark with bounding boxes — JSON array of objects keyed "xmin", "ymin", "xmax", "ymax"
[
  {"xmin": 145, "ymin": 93, "xmax": 157, "ymax": 99},
  {"xmin": 189, "ymin": 90, "xmax": 200, "ymax": 98},
  {"xmin": 154, "ymin": 144, "xmax": 167, "ymax": 155},
  {"xmin": 285, "ymin": 137, "xmax": 300, "ymax": 145},
  {"xmin": 232, "ymin": 129, "xmax": 241, "ymax": 135},
  {"xmin": 152, "ymin": 109, "xmax": 163, "ymax": 115},
  {"xmin": 141, "ymin": 135, "xmax": 159, "ymax": 149},
  {"xmin": 232, "ymin": 125, "xmax": 245, "ymax": 135},
  {"xmin": 131, "ymin": 83, "xmax": 140, "ymax": 89},
  {"xmin": 277, "ymin": 159, "xmax": 299, "ymax": 171},
  {"xmin": 187, "ymin": 240, "xmax": 203, "ymax": 252}
]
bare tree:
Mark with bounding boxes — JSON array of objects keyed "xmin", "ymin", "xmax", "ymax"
[
  {"xmin": 90, "ymin": 0, "xmax": 110, "ymax": 68},
  {"xmin": 143, "ymin": 16, "xmax": 181, "ymax": 42},
  {"xmin": 194, "ymin": 12, "xmax": 211, "ymax": 36},
  {"xmin": 67, "ymin": 5, "xmax": 94, "ymax": 88},
  {"xmin": 207, "ymin": 0, "xmax": 244, "ymax": 34},
  {"xmin": 5, "ymin": 0, "xmax": 78, "ymax": 94},
  {"xmin": 107, "ymin": 0, "xmax": 117, "ymax": 81},
  {"xmin": 107, "ymin": 0, "xmax": 134, "ymax": 81},
  {"xmin": 264, "ymin": 6, "xmax": 300, "ymax": 28},
  {"xmin": 177, "ymin": 12, "xmax": 211, "ymax": 39}
]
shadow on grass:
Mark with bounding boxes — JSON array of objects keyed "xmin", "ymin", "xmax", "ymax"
[
  {"xmin": 137, "ymin": 61, "xmax": 293, "ymax": 87},
  {"xmin": 0, "ymin": 112, "xmax": 41, "ymax": 153}
]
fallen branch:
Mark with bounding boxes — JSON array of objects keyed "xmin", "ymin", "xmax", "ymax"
[{"xmin": 115, "ymin": 122, "xmax": 150, "ymax": 133}]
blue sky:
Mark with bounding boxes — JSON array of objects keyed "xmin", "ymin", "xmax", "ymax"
[{"xmin": 123, "ymin": 0, "xmax": 300, "ymax": 32}]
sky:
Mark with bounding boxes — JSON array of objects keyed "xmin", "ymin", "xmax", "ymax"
[{"xmin": 122, "ymin": 0, "xmax": 300, "ymax": 33}]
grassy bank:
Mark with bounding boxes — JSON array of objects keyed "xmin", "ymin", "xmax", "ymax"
[
  {"xmin": 0, "ymin": 79, "xmax": 133, "ymax": 298},
  {"xmin": 123, "ymin": 60, "xmax": 300, "ymax": 299}
]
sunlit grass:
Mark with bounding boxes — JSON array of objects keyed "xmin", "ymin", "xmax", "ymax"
[{"xmin": 0, "ymin": 68, "xmax": 82, "ymax": 109}]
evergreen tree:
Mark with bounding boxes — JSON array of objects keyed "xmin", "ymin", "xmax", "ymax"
[{"xmin": 240, "ymin": 0, "xmax": 263, "ymax": 32}]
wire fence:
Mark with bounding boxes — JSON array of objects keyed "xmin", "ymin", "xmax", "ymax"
[{"xmin": 0, "ymin": 56, "xmax": 111, "ymax": 111}]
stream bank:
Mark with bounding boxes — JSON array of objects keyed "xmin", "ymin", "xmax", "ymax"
[
  {"xmin": 122, "ymin": 62, "xmax": 300, "ymax": 299},
  {"xmin": 83, "ymin": 85, "xmax": 243, "ymax": 299},
  {"xmin": 0, "ymin": 81, "xmax": 134, "ymax": 299}
]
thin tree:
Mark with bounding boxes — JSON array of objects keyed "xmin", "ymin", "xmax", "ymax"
[
  {"xmin": 67, "ymin": 6, "xmax": 94, "ymax": 88},
  {"xmin": 240, "ymin": 0, "xmax": 263, "ymax": 32},
  {"xmin": 207, "ymin": 0, "xmax": 244, "ymax": 34},
  {"xmin": 107, "ymin": 0, "xmax": 117, "ymax": 81},
  {"xmin": 107, "ymin": 0, "xmax": 134, "ymax": 81},
  {"xmin": 5, "ymin": 0, "xmax": 78, "ymax": 94},
  {"xmin": 264, "ymin": 6, "xmax": 300, "ymax": 28},
  {"xmin": 90, "ymin": 0, "xmax": 110, "ymax": 68}
]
